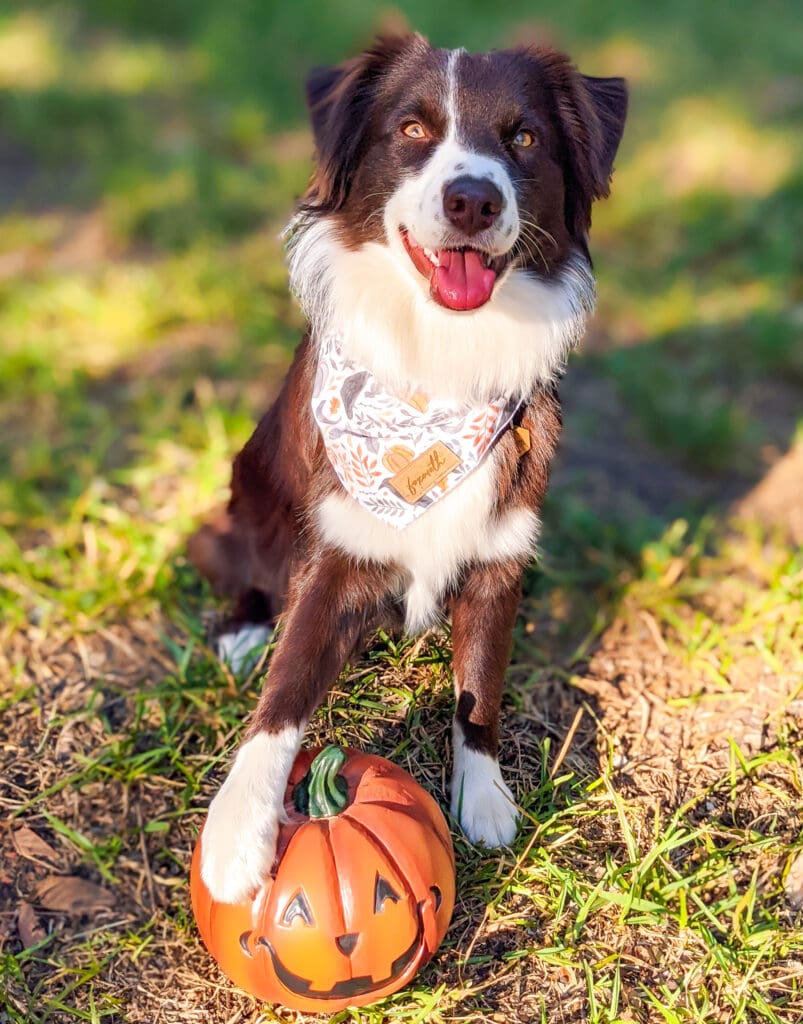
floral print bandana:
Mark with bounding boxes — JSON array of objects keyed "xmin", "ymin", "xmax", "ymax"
[{"xmin": 312, "ymin": 333, "xmax": 521, "ymax": 529}]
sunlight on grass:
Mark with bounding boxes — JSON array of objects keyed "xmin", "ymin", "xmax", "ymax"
[
  {"xmin": 0, "ymin": 238, "xmax": 295, "ymax": 379},
  {"xmin": 630, "ymin": 519, "xmax": 803, "ymax": 679},
  {"xmin": 0, "ymin": 212, "xmax": 64, "ymax": 256},
  {"xmin": 0, "ymin": 407, "xmax": 234, "ymax": 631},
  {"xmin": 630, "ymin": 98, "xmax": 797, "ymax": 199},
  {"xmin": 581, "ymin": 34, "xmax": 659, "ymax": 83},
  {"xmin": 0, "ymin": 12, "xmax": 59, "ymax": 88},
  {"xmin": 598, "ymin": 100, "xmax": 800, "ymax": 252},
  {"xmin": 0, "ymin": 9, "xmax": 201, "ymax": 95},
  {"xmin": 78, "ymin": 38, "xmax": 203, "ymax": 96}
]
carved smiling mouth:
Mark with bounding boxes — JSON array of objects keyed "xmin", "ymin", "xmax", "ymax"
[
  {"xmin": 243, "ymin": 909, "xmax": 424, "ymax": 1001},
  {"xmin": 400, "ymin": 228, "xmax": 511, "ymax": 312}
]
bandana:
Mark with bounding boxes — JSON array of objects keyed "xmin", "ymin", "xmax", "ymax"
[{"xmin": 312, "ymin": 333, "xmax": 521, "ymax": 529}]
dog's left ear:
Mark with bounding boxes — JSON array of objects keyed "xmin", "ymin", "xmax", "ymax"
[
  {"xmin": 305, "ymin": 34, "xmax": 425, "ymax": 211},
  {"xmin": 532, "ymin": 49, "xmax": 627, "ymax": 243},
  {"xmin": 577, "ymin": 74, "xmax": 628, "ymax": 197}
]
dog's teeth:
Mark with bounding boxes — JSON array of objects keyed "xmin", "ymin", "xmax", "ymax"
[{"xmin": 423, "ymin": 247, "xmax": 439, "ymax": 266}]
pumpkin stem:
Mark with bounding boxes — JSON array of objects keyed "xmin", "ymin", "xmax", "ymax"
[{"xmin": 293, "ymin": 745, "xmax": 349, "ymax": 818}]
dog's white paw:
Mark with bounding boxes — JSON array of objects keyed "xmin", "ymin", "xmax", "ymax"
[
  {"xmin": 216, "ymin": 624, "xmax": 272, "ymax": 677},
  {"xmin": 200, "ymin": 729, "xmax": 300, "ymax": 904},
  {"xmin": 451, "ymin": 744, "xmax": 518, "ymax": 848}
]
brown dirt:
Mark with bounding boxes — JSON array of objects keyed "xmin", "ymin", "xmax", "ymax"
[
  {"xmin": 735, "ymin": 442, "xmax": 803, "ymax": 545},
  {"xmin": 578, "ymin": 610, "xmax": 801, "ymax": 804}
]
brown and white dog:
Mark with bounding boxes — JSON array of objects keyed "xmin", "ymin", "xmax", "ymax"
[{"xmin": 189, "ymin": 34, "xmax": 626, "ymax": 903}]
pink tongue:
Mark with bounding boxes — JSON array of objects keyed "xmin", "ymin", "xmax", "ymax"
[{"xmin": 432, "ymin": 250, "xmax": 496, "ymax": 311}]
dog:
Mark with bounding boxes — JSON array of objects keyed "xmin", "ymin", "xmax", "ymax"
[{"xmin": 188, "ymin": 33, "xmax": 627, "ymax": 904}]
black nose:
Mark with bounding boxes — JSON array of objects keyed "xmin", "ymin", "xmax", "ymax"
[
  {"xmin": 442, "ymin": 176, "xmax": 503, "ymax": 236},
  {"xmin": 336, "ymin": 932, "xmax": 358, "ymax": 956}
]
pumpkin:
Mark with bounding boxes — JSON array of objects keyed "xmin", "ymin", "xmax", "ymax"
[
  {"xmin": 381, "ymin": 444, "xmax": 415, "ymax": 475},
  {"xmin": 190, "ymin": 745, "xmax": 455, "ymax": 1012}
]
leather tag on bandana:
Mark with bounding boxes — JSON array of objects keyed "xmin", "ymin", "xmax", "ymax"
[{"xmin": 388, "ymin": 442, "xmax": 461, "ymax": 504}]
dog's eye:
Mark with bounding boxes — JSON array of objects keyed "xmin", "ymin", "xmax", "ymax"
[
  {"xmin": 401, "ymin": 121, "xmax": 428, "ymax": 140},
  {"xmin": 512, "ymin": 129, "xmax": 535, "ymax": 148}
]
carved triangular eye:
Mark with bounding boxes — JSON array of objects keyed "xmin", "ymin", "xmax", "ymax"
[
  {"xmin": 374, "ymin": 873, "xmax": 401, "ymax": 913},
  {"xmin": 281, "ymin": 889, "xmax": 314, "ymax": 927}
]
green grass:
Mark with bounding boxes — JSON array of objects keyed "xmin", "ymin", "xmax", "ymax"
[{"xmin": 1, "ymin": 1, "xmax": 802, "ymax": 1022}]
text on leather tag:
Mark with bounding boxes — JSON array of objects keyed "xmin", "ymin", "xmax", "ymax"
[{"xmin": 388, "ymin": 442, "xmax": 461, "ymax": 503}]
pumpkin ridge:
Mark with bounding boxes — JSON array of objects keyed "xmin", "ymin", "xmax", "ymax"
[
  {"xmin": 352, "ymin": 798, "xmax": 454, "ymax": 864},
  {"xmin": 336, "ymin": 812, "xmax": 419, "ymax": 908},
  {"xmin": 319, "ymin": 818, "xmax": 349, "ymax": 952}
]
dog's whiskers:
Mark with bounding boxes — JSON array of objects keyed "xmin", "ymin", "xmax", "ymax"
[
  {"xmin": 518, "ymin": 214, "xmax": 557, "ymax": 250},
  {"xmin": 513, "ymin": 225, "xmax": 548, "ymax": 271}
]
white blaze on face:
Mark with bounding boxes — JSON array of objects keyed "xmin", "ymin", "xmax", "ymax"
[{"xmin": 384, "ymin": 48, "xmax": 520, "ymax": 263}]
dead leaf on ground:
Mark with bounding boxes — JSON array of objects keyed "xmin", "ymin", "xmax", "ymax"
[
  {"xmin": 17, "ymin": 901, "xmax": 47, "ymax": 947},
  {"xmin": 12, "ymin": 826, "xmax": 60, "ymax": 865},
  {"xmin": 785, "ymin": 849, "xmax": 803, "ymax": 909},
  {"xmin": 36, "ymin": 875, "xmax": 116, "ymax": 916}
]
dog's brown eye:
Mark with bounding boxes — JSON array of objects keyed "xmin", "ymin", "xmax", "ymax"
[
  {"xmin": 402, "ymin": 121, "xmax": 428, "ymax": 140},
  {"xmin": 513, "ymin": 129, "xmax": 535, "ymax": 148}
]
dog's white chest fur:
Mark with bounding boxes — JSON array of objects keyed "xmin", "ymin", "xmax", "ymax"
[{"xmin": 317, "ymin": 450, "xmax": 539, "ymax": 631}]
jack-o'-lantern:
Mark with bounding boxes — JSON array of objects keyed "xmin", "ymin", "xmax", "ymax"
[{"xmin": 190, "ymin": 746, "xmax": 455, "ymax": 1012}]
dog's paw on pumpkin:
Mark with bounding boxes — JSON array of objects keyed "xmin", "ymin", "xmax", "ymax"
[{"xmin": 200, "ymin": 730, "xmax": 299, "ymax": 904}]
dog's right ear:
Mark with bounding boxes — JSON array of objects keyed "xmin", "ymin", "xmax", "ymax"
[{"xmin": 305, "ymin": 34, "xmax": 424, "ymax": 211}]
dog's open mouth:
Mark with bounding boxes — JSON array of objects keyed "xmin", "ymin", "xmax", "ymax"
[{"xmin": 400, "ymin": 228, "xmax": 508, "ymax": 311}]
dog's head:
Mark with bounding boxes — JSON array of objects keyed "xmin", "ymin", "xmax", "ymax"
[{"xmin": 289, "ymin": 35, "xmax": 627, "ymax": 398}]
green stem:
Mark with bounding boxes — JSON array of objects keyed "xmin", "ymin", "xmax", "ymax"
[{"xmin": 293, "ymin": 745, "xmax": 349, "ymax": 818}]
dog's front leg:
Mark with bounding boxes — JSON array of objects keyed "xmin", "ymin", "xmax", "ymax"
[
  {"xmin": 201, "ymin": 549, "xmax": 391, "ymax": 903},
  {"xmin": 450, "ymin": 560, "xmax": 522, "ymax": 847}
]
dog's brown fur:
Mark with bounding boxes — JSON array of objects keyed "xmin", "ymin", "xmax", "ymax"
[{"xmin": 189, "ymin": 332, "xmax": 562, "ymax": 755}]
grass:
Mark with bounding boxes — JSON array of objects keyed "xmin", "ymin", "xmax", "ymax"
[{"xmin": 1, "ymin": 1, "xmax": 802, "ymax": 1022}]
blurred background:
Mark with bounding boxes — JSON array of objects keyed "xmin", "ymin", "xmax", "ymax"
[
  {"xmin": 0, "ymin": 0, "xmax": 800, "ymax": 626},
  {"xmin": 1, "ymin": 3, "xmax": 801, "ymax": 1023}
]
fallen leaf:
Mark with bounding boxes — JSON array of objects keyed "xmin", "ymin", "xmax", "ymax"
[
  {"xmin": 36, "ymin": 875, "xmax": 115, "ymax": 916},
  {"xmin": 785, "ymin": 850, "xmax": 803, "ymax": 909},
  {"xmin": 17, "ymin": 901, "xmax": 46, "ymax": 947},
  {"xmin": 12, "ymin": 826, "xmax": 60, "ymax": 865}
]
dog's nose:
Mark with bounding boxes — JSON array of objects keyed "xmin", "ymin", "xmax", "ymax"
[
  {"xmin": 336, "ymin": 932, "xmax": 358, "ymax": 956},
  {"xmin": 442, "ymin": 176, "xmax": 503, "ymax": 236}
]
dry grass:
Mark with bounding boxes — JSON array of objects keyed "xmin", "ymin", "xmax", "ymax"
[{"xmin": 2, "ymin": 1, "xmax": 803, "ymax": 1021}]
